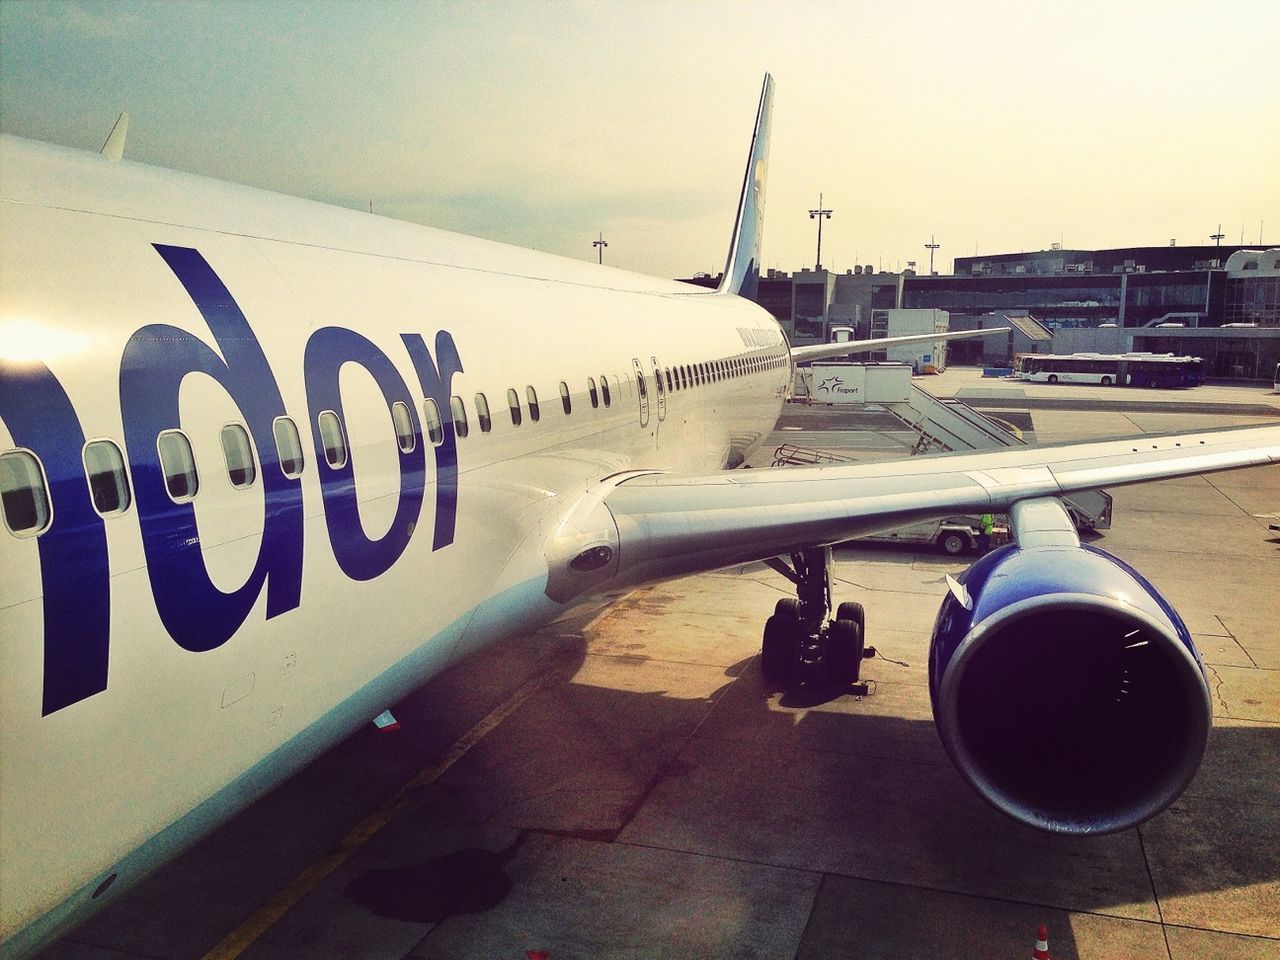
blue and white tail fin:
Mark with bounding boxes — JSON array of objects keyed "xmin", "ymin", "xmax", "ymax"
[{"xmin": 717, "ymin": 73, "xmax": 774, "ymax": 300}]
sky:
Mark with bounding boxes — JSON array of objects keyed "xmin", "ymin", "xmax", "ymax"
[{"xmin": 2, "ymin": 0, "xmax": 1278, "ymax": 278}]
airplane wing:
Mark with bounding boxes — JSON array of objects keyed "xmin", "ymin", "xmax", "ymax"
[
  {"xmin": 546, "ymin": 423, "xmax": 1280, "ymax": 601},
  {"xmin": 790, "ymin": 327, "xmax": 1005, "ymax": 365}
]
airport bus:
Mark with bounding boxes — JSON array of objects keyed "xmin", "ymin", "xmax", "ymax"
[{"xmin": 1012, "ymin": 353, "xmax": 1205, "ymax": 388}]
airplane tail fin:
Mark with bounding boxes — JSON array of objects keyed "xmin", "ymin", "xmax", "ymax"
[{"xmin": 717, "ymin": 73, "xmax": 774, "ymax": 300}]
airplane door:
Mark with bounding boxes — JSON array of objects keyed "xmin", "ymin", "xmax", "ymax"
[
  {"xmin": 650, "ymin": 356, "xmax": 667, "ymax": 421},
  {"xmin": 631, "ymin": 357, "xmax": 650, "ymax": 428}
]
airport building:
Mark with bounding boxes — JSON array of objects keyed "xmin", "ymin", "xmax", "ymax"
[
  {"xmin": 904, "ymin": 246, "xmax": 1280, "ymax": 377},
  {"xmin": 749, "ymin": 266, "xmax": 903, "ymax": 344},
  {"xmin": 681, "ymin": 244, "xmax": 1280, "ymax": 379}
]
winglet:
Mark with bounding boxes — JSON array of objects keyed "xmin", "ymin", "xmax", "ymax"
[
  {"xmin": 717, "ymin": 74, "xmax": 774, "ymax": 300},
  {"xmin": 100, "ymin": 112, "xmax": 130, "ymax": 161}
]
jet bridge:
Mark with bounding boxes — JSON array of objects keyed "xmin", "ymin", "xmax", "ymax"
[{"xmin": 790, "ymin": 363, "xmax": 1111, "ymax": 529}]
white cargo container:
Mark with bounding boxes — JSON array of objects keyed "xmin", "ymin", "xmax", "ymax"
[
  {"xmin": 870, "ymin": 308, "xmax": 950, "ymax": 372},
  {"xmin": 809, "ymin": 362, "xmax": 912, "ymax": 404}
]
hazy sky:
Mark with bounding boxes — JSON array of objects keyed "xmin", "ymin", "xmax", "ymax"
[{"xmin": 2, "ymin": 0, "xmax": 1278, "ymax": 278}]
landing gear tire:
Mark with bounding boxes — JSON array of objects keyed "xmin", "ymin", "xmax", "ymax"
[
  {"xmin": 826, "ymin": 619, "xmax": 864, "ymax": 685},
  {"xmin": 836, "ymin": 601, "xmax": 865, "ymax": 634},
  {"xmin": 938, "ymin": 532, "xmax": 968, "ymax": 556},
  {"xmin": 761, "ymin": 614, "xmax": 800, "ymax": 683},
  {"xmin": 774, "ymin": 597, "xmax": 801, "ymax": 619}
]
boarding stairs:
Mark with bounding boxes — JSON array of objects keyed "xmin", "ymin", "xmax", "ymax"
[
  {"xmin": 777, "ymin": 375, "xmax": 1112, "ymax": 529},
  {"xmin": 882, "ymin": 387, "xmax": 1027, "ymax": 455}
]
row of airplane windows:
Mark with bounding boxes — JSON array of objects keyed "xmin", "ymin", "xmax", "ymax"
[{"xmin": 0, "ymin": 350, "xmax": 786, "ymax": 540}]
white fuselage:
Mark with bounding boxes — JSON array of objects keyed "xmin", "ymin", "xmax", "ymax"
[{"xmin": 0, "ymin": 136, "xmax": 788, "ymax": 953}]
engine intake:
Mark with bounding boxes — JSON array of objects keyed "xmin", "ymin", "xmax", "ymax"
[{"xmin": 930, "ymin": 539, "xmax": 1211, "ymax": 835}]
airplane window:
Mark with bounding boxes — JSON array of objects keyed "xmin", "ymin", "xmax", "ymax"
[
  {"xmin": 526, "ymin": 385, "xmax": 540, "ymax": 422},
  {"xmin": 600, "ymin": 376, "xmax": 611, "ymax": 407},
  {"xmin": 559, "ymin": 381, "xmax": 572, "ymax": 415},
  {"xmin": 665, "ymin": 368, "xmax": 672, "ymax": 393},
  {"xmin": 157, "ymin": 429, "xmax": 200, "ymax": 502},
  {"xmin": 475, "ymin": 392, "xmax": 492, "ymax": 433},
  {"xmin": 680, "ymin": 366, "xmax": 687, "ymax": 389},
  {"xmin": 273, "ymin": 417, "xmax": 305, "ymax": 477},
  {"xmin": 423, "ymin": 398, "xmax": 445, "ymax": 445},
  {"xmin": 507, "ymin": 388, "xmax": 523, "ymax": 426},
  {"xmin": 587, "ymin": 377, "xmax": 599, "ymax": 409},
  {"xmin": 0, "ymin": 449, "xmax": 51, "ymax": 536},
  {"xmin": 220, "ymin": 423, "xmax": 257, "ymax": 490},
  {"xmin": 317, "ymin": 411, "xmax": 347, "ymax": 469},
  {"xmin": 391, "ymin": 401, "xmax": 416, "ymax": 453},
  {"xmin": 82, "ymin": 439, "xmax": 131, "ymax": 516},
  {"xmin": 635, "ymin": 371, "xmax": 647, "ymax": 399},
  {"xmin": 451, "ymin": 396, "xmax": 469, "ymax": 439}
]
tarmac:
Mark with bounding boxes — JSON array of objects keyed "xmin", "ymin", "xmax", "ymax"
[{"xmin": 34, "ymin": 371, "xmax": 1280, "ymax": 960}]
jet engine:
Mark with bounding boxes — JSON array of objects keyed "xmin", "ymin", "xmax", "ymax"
[{"xmin": 929, "ymin": 498, "xmax": 1211, "ymax": 835}]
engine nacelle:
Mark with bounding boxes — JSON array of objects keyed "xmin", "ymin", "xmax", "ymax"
[{"xmin": 929, "ymin": 542, "xmax": 1211, "ymax": 835}]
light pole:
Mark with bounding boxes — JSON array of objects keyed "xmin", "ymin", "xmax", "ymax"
[
  {"xmin": 593, "ymin": 233, "xmax": 608, "ymax": 265},
  {"xmin": 1211, "ymin": 224, "xmax": 1225, "ymax": 247},
  {"xmin": 809, "ymin": 193, "xmax": 833, "ymax": 269},
  {"xmin": 925, "ymin": 235, "xmax": 940, "ymax": 275}
]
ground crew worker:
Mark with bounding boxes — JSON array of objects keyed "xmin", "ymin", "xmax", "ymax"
[{"xmin": 979, "ymin": 513, "xmax": 994, "ymax": 552}]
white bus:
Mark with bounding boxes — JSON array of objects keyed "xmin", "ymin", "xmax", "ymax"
[{"xmin": 1013, "ymin": 353, "xmax": 1205, "ymax": 388}]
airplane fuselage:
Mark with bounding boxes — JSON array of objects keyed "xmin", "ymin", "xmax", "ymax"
[{"xmin": 0, "ymin": 135, "xmax": 789, "ymax": 951}]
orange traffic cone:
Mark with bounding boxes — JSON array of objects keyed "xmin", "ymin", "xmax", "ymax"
[{"xmin": 1032, "ymin": 924, "xmax": 1050, "ymax": 959}]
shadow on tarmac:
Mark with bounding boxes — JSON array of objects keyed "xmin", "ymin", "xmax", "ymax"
[{"xmin": 37, "ymin": 609, "xmax": 1280, "ymax": 959}]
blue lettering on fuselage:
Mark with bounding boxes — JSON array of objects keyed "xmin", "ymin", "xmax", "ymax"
[
  {"xmin": 0, "ymin": 244, "xmax": 463, "ymax": 714},
  {"xmin": 0, "ymin": 358, "xmax": 110, "ymax": 715},
  {"xmin": 121, "ymin": 245, "xmax": 305, "ymax": 653},
  {"xmin": 401, "ymin": 332, "xmax": 464, "ymax": 550},
  {"xmin": 303, "ymin": 327, "xmax": 426, "ymax": 580}
]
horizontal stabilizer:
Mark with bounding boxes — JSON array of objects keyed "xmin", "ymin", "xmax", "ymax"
[{"xmin": 791, "ymin": 327, "xmax": 1007, "ymax": 364}]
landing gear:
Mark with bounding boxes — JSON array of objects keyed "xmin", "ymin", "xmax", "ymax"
[{"xmin": 761, "ymin": 547, "xmax": 876, "ymax": 692}]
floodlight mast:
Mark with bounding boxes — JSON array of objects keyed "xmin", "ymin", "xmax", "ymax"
[
  {"xmin": 925, "ymin": 235, "xmax": 941, "ymax": 274},
  {"xmin": 809, "ymin": 193, "xmax": 833, "ymax": 269}
]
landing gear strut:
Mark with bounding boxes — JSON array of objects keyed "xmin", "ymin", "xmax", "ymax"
[{"xmin": 760, "ymin": 546, "xmax": 876, "ymax": 691}]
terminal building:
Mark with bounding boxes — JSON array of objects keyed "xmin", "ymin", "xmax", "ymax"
[
  {"xmin": 681, "ymin": 244, "xmax": 1279, "ymax": 380},
  {"xmin": 904, "ymin": 245, "xmax": 1279, "ymax": 377}
]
